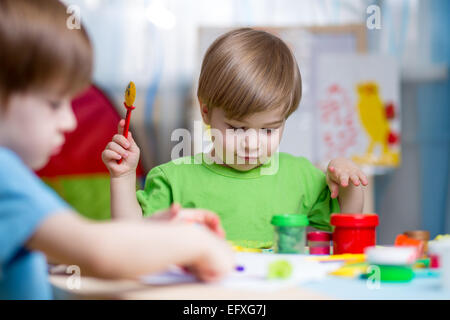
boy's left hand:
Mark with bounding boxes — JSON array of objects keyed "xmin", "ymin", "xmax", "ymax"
[
  {"xmin": 326, "ymin": 157, "xmax": 368, "ymax": 199},
  {"xmin": 150, "ymin": 204, "xmax": 226, "ymax": 238}
]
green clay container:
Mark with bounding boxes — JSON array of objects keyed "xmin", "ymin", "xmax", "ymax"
[{"xmin": 271, "ymin": 214, "xmax": 309, "ymax": 254}]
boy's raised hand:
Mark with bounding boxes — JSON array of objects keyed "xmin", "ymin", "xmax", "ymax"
[
  {"xmin": 102, "ymin": 119, "xmax": 140, "ymax": 178},
  {"xmin": 151, "ymin": 203, "xmax": 226, "ymax": 238},
  {"xmin": 326, "ymin": 157, "xmax": 368, "ymax": 199}
]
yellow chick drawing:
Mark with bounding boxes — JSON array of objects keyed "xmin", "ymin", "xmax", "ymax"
[{"xmin": 352, "ymin": 82, "xmax": 399, "ymax": 166}]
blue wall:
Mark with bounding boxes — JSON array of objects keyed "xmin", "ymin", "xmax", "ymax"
[{"xmin": 417, "ymin": 0, "xmax": 450, "ymax": 237}]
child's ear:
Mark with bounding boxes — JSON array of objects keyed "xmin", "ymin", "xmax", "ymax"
[{"xmin": 198, "ymin": 99, "xmax": 211, "ymax": 125}]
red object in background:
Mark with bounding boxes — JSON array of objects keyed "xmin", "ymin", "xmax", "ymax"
[
  {"xmin": 36, "ymin": 85, "xmax": 143, "ymax": 177},
  {"xmin": 330, "ymin": 214, "xmax": 379, "ymax": 254},
  {"xmin": 388, "ymin": 131, "xmax": 400, "ymax": 145},
  {"xmin": 385, "ymin": 102, "xmax": 396, "ymax": 119}
]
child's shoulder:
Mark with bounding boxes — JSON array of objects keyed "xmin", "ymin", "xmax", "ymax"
[
  {"xmin": 0, "ymin": 146, "xmax": 21, "ymax": 163},
  {"xmin": 0, "ymin": 147, "xmax": 32, "ymax": 184},
  {"xmin": 0, "ymin": 147, "xmax": 68, "ymax": 214}
]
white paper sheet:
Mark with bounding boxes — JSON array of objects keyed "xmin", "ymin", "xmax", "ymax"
[{"xmin": 141, "ymin": 253, "xmax": 343, "ymax": 291}]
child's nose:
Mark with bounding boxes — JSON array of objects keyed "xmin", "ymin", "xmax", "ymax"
[
  {"xmin": 241, "ymin": 131, "xmax": 260, "ymax": 152},
  {"xmin": 60, "ymin": 103, "xmax": 77, "ymax": 133}
]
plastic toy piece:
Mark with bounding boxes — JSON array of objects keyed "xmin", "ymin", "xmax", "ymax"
[
  {"xmin": 307, "ymin": 254, "xmax": 366, "ymax": 263},
  {"xmin": 362, "ymin": 265, "xmax": 414, "ymax": 282},
  {"xmin": 428, "ymin": 239, "xmax": 450, "ymax": 269},
  {"xmin": 430, "ymin": 254, "xmax": 440, "ymax": 269},
  {"xmin": 403, "ymin": 230, "xmax": 430, "ymax": 255},
  {"xmin": 235, "ymin": 265, "xmax": 245, "ymax": 272},
  {"xmin": 231, "ymin": 245, "xmax": 262, "ymax": 253},
  {"xmin": 434, "ymin": 234, "xmax": 450, "ymax": 241},
  {"xmin": 414, "ymin": 258, "xmax": 430, "ymax": 269},
  {"xmin": 394, "ymin": 234, "xmax": 424, "ymax": 258},
  {"xmin": 365, "ymin": 246, "xmax": 417, "ymax": 265},
  {"xmin": 117, "ymin": 81, "xmax": 136, "ymax": 164},
  {"xmin": 268, "ymin": 260, "xmax": 293, "ymax": 279},
  {"xmin": 329, "ymin": 262, "xmax": 368, "ymax": 278},
  {"xmin": 413, "ymin": 269, "xmax": 440, "ymax": 278}
]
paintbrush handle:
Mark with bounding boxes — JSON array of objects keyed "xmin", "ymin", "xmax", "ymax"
[{"xmin": 117, "ymin": 105, "xmax": 134, "ymax": 164}]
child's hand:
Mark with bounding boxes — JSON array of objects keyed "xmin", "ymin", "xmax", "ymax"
[
  {"xmin": 102, "ymin": 119, "xmax": 140, "ymax": 178},
  {"xmin": 326, "ymin": 157, "xmax": 368, "ymax": 199},
  {"xmin": 151, "ymin": 203, "xmax": 226, "ymax": 238}
]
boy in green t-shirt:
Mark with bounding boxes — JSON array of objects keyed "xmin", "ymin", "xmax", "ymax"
[{"xmin": 103, "ymin": 28, "xmax": 368, "ymax": 248}]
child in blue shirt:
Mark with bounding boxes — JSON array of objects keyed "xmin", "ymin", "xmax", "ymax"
[{"xmin": 0, "ymin": 0, "xmax": 232, "ymax": 299}]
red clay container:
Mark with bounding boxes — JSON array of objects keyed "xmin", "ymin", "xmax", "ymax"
[
  {"xmin": 307, "ymin": 231, "xmax": 332, "ymax": 255},
  {"xmin": 330, "ymin": 214, "xmax": 379, "ymax": 254}
]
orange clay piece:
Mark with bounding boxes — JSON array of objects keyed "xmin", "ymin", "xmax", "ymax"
[{"xmin": 394, "ymin": 234, "xmax": 425, "ymax": 258}]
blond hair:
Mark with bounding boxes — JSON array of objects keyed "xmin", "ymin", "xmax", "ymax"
[
  {"xmin": 0, "ymin": 0, "xmax": 93, "ymax": 106},
  {"xmin": 197, "ymin": 28, "xmax": 301, "ymax": 120}
]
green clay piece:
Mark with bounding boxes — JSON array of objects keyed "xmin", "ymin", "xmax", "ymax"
[
  {"xmin": 361, "ymin": 265, "xmax": 414, "ymax": 282},
  {"xmin": 277, "ymin": 226, "xmax": 305, "ymax": 253},
  {"xmin": 268, "ymin": 260, "xmax": 293, "ymax": 279}
]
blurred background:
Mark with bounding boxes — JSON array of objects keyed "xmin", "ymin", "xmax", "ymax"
[{"xmin": 40, "ymin": 0, "xmax": 449, "ymax": 245}]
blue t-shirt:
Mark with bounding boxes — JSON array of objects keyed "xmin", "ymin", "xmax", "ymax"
[{"xmin": 0, "ymin": 147, "xmax": 69, "ymax": 299}]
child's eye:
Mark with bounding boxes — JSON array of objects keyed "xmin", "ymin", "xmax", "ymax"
[
  {"xmin": 228, "ymin": 125, "xmax": 245, "ymax": 131},
  {"xmin": 47, "ymin": 100, "xmax": 62, "ymax": 110}
]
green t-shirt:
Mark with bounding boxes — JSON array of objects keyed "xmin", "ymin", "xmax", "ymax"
[{"xmin": 136, "ymin": 152, "xmax": 340, "ymax": 248}]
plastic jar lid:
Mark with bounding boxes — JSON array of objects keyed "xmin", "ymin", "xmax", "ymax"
[
  {"xmin": 365, "ymin": 246, "xmax": 417, "ymax": 265},
  {"xmin": 271, "ymin": 214, "xmax": 309, "ymax": 227},
  {"xmin": 404, "ymin": 230, "xmax": 430, "ymax": 241},
  {"xmin": 330, "ymin": 213, "xmax": 379, "ymax": 227},
  {"xmin": 307, "ymin": 231, "xmax": 331, "ymax": 241}
]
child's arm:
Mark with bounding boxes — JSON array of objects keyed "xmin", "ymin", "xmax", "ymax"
[
  {"xmin": 27, "ymin": 212, "xmax": 233, "ymax": 282},
  {"xmin": 102, "ymin": 119, "xmax": 142, "ymax": 219},
  {"xmin": 326, "ymin": 158, "xmax": 368, "ymax": 213},
  {"xmin": 103, "ymin": 120, "xmax": 227, "ymax": 237}
]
